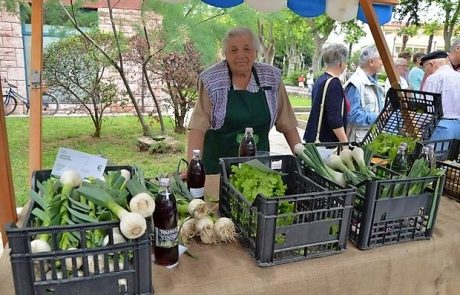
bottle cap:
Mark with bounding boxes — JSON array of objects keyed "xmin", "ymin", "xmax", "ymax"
[
  {"xmin": 245, "ymin": 127, "xmax": 253, "ymax": 133},
  {"xmin": 422, "ymin": 146, "xmax": 430, "ymax": 153},
  {"xmin": 159, "ymin": 178, "xmax": 170, "ymax": 187},
  {"xmin": 192, "ymin": 149, "xmax": 201, "ymax": 155}
]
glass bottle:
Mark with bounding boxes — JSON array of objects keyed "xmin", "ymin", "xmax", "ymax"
[
  {"xmin": 418, "ymin": 146, "xmax": 431, "ymax": 164},
  {"xmin": 391, "ymin": 145, "xmax": 408, "ymax": 175},
  {"xmin": 427, "ymin": 144, "xmax": 437, "ymax": 170},
  {"xmin": 239, "ymin": 127, "xmax": 256, "ymax": 157},
  {"xmin": 187, "ymin": 149, "xmax": 206, "ymax": 200},
  {"xmin": 153, "ymin": 178, "xmax": 179, "ymax": 267}
]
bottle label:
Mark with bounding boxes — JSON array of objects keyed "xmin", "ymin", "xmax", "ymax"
[
  {"xmin": 154, "ymin": 227, "xmax": 178, "ymax": 248},
  {"xmin": 190, "ymin": 187, "xmax": 205, "ymax": 199}
]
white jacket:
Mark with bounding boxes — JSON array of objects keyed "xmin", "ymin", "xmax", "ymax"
[
  {"xmin": 344, "ymin": 67, "xmax": 384, "ymax": 115},
  {"xmin": 344, "ymin": 67, "xmax": 384, "ymax": 142}
]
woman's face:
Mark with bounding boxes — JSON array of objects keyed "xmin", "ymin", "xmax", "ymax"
[{"xmin": 224, "ymin": 34, "xmax": 257, "ymax": 75}]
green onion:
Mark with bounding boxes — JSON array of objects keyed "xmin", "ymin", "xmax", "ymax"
[{"xmin": 77, "ymin": 186, "xmax": 146, "ymax": 239}]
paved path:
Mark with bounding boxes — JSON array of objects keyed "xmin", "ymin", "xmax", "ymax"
[{"xmin": 269, "ymin": 127, "xmax": 304, "ymax": 155}]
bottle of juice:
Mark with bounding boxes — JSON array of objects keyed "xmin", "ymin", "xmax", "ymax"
[
  {"xmin": 187, "ymin": 149, "xmax": 206, "ymax": 200},
  {"xmin": 239, "ymin": 127, "xmax": 256, "ymax": 157},
  {"xmin": 153, "ymin": 178, "xmax": 179, "ymax": 267}
]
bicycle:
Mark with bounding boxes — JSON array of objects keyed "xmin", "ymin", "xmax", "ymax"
[{"xmin": 2, "ymin": 79, "xmax": 59, "ymax": 116}]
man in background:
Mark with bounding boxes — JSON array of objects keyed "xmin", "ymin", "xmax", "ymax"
[
  {"xmin": 344, "ymin": 45, "xmax": 385, "ymax": 142},
  {"xmin": 421, "ymin": 50, "xmax": 460, "ymax": 140},
  {"xmin": 398, "ymin": 51, "xmax": 412, "ymax": 80},
  {"xmin": 448, "ymin": 37, "xmax": 460, "ymax": 72},
  {"xmin": 408, "ymin": 52, "xmax": 425, "ymax": 90},
  {"xmin": 384, "ymin": 57, "xmax": 409, "ymax": 94}
]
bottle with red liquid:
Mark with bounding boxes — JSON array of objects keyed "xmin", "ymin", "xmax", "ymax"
[
  {"xmin": 187, "ymin": 149, "xmax": 206, "ymax": 200},
  {"xmin": 239, "ymin": 127, "xmax": 256, "ymax": 157},
  {"xmin": 153, "ymin": 178, "xmax": 179, "ymax": 267}
]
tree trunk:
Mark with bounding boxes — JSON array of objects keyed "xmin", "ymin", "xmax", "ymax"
[
  {"xmin": 348, "ymin": 42, "xmax": 353, "ymax": 62},
  {"xmin": 427, "ymin": 34, "xmax": 434, "ymax": 53},
  {"xmin": 312, "ymin": 40, "xmax": 323, "ymax": 73},
  {"xmin": 257, "ymin": 19, "xmax": 275, "ymax": 65},
  {"xmin": 401, "ymin": 34, "xmax": 409, "ymax": 52},
  {"xmin": 285, "ymin": 44, "xmax": 297, "ymax": 76},
  {"xmin": 142, "ymin": 65, "xmax": 165, "ymax": 133}
]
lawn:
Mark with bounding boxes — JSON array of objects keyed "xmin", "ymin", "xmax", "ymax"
[
  {"xmin": 289, "ymin": 95, "xmax": 311, "ymax": 107},
  {"xmin": 6, "ymin": 115, "xmax": 186, "ymax": 206}
]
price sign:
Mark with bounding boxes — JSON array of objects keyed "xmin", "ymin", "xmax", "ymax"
[{"xmin": 51, "ymin": 147, "xmax": 107, "ymax": 179}]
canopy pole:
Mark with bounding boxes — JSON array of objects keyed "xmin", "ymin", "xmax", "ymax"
[
  {"xmin": 0, "ymin": 79, "xmax": 17, "ymax": 246},
  {"xmin": 360, "ymin": 0, "xmax": 400, "ymax": 88},
  {"xmin": 29, "ymin": 0, "xmax": 44, "ymax": 177},
  {"xmin": 360, "ymin": 0, "xmax": 418, "ymax": 137}
]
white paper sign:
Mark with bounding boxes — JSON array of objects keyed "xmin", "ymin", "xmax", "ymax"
[{"xmin": 51, "ymin": 147, "xmax": 107, "ymax": 179}]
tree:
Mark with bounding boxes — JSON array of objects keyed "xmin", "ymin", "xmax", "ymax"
[
  {"xmin": 43, "ymin": 32, "xmax": 127, "ymax": 137},
  {"xmin": 396, "ymin": 24, "xmax": 418, "ymax": 52},
  {"xmin": 395, "ymin": 0, "xmax": 460, "ymax": 50},
  {"xmin": 306, "ymin": 16, "xmax": 336, "ymax": 73},
  {"xmin": 437, "ymin": 0, "xmax": 460, "ymax": 50},
  {"xmin": 340, "ymin": 21, "xmax": 366, "ymax": 62},
  {"xmin": 151, "ymin": 41, "xmax": 202, "ymax": 133},
  {"xmin": 423, "ymin": 21, "xmax": 442, "ymax": 53},
  {"xmin": 58, "ymin": 0, "xmax": 152, "ymax": 136},
  {"xmin": 272, "ymin": 11, "xmax": 313, "ymax": 74}
]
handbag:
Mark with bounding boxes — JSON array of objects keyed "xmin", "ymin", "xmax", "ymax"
[{"xmin": 315, "ymin": 77, "xmax": 345, "ymax": 143}]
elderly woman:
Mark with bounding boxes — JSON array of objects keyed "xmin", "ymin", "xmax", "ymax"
[
  {"xmin": 303, "ymin": 44, "xmax": 349, "ymax": 143},
  {"xmin": 187, "ymin": 27, "xmax": 300, "ymax": 174}
]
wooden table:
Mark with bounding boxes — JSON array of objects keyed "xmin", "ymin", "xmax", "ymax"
[{"xmin": 2, "ymin": 195, "xmax": 460, "ymax": 295}]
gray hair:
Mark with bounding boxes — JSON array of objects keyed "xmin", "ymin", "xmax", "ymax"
[
  {"xmin": 222, "ymin": 27, "xmax": 260, "ymax": 53},
  {"xmin": 451, "ymin": 37, "xmax": 460, "ymax": 52},
  {"xmin": 322, "ymin": 44, "xmax": 348, "ymax": 67},
  {"xmin": 359, "ymin": 45, "xmax": 380, "ymax": 67},
  {"xmin": 394, "ymin": 58, "xmax": 408, "ymax": 66}
]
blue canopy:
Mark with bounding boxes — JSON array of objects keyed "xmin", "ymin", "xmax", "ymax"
[{"xmin": 198, "ymin": 0, "xmax": 393, "ymax": 24}]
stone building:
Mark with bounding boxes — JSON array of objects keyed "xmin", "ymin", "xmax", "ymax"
[{"xmin": 1, "ymin": 0, "xmax": 162, "ymax": 114}]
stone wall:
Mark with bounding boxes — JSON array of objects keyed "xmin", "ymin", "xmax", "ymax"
[
  {"xmin": 0, "ymin": 10, "xmax": 26, "ymax": 104},
  {"xmin": 98, "ymin": 8, "xmax": 164, "ymax": 114},
  {"xmin": 0, "ymin": 7, "xmax": 164, "ymax": 115}
]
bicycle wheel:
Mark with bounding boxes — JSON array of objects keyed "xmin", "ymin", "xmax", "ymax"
[
  {"xmin": 42, "ymin": 92, "xmax": 59, "ymax": 115},
  {"xmin": 2, "ymin": 94, "xmax": 17, "ymax": 116}
]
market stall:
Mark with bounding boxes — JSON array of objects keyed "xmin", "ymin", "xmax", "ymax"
[
  {"xmin": 6, "ymin": 1, "xmax": 460, "ymax": 295},
  {"xmin": 0, "ymin": 0, "xmax": 401, "ymax": 246},
  {"xmin": 0, "ymin": 196, "xmax": 459, "ymax": 295}
]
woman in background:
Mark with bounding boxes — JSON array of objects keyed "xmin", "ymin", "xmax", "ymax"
[{"xmin": 303, "ymin": 44, "xmax": 349, "ymax": 143}]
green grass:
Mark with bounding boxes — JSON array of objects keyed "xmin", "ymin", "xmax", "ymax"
[
  {"xmin": 6, "ymin": 115, "xmax": 186, "ymax": 206},
  {"xmin": 289, "ymin": 95, "xmax": 311, "ymax": 107}
]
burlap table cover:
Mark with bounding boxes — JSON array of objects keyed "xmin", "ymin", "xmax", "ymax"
[{"xmin": 1, "ymin": 196, "xmax": 459, "ymax": 295}]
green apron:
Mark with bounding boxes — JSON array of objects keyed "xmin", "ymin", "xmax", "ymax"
[{"xmin": 203, "ymin": 66, "xmax": 271, "ymax": 174}]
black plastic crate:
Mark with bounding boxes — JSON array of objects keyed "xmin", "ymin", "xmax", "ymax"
[
  {"xmin": 421, "ymin": 138, "xmax": 460, "ymax": 201},
  {"xmin": 219, "ymin": 155, "xmax": 355, "ymax": 266},
  {"xmin": 361, "ymin": 88, "xmax": 443, "ymax": 145},
  {"xmin": 6, "ymin": 166, "xmax": 153, "ymax": 295},
  {"xmin": 299, "ymin": 144, "xmax": 445, "ymax": 250}
]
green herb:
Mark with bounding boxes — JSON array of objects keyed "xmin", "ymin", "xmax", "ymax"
[{"xmin": 366, "ymin": 133, "xmax": 418, "ymax": 162}]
